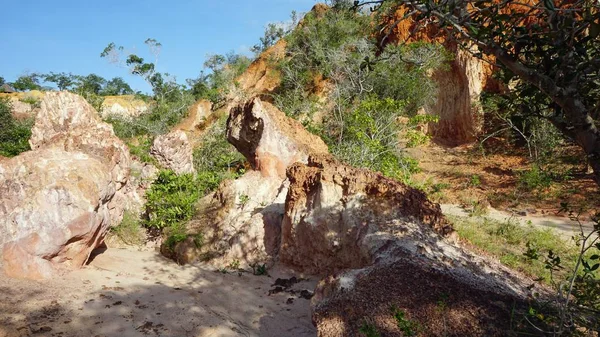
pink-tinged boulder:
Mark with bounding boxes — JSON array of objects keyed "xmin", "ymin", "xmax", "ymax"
[
  {"xmin": 150, "ymin": 130, "xmax": 195, "ymax": 175},
  {"xmin": 227, "ymin": 98, "xmax": 328, "ymax": 179},
  {"xmin": 0, "ymin": 92, "xmax": 135, "ymax": 279},
  {"xmin": 0, "ymin": 149, "xmax": 113, "ymax": 279},
  {"xmin": 29, "ymin": 91, "xmax": 131, "ymax": 191}
]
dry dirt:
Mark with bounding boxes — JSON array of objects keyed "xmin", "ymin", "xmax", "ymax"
[
  {"xmin": 407, "ymin": 143, "xmax": 600, "ymax": 216},
  {"xmin": 0, "ymin": 247, "xmax": 317, "ymax": 337}
]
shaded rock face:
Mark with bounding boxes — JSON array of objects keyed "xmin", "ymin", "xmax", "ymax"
[
  {"xmin": 185, "ymin": 171, "xmax": 288, "ymax": 266},
  {"xmin": 227, "ymin": 98, "xmax": 328, "ymax": 179},
  {"xmin": 0, "ymin": 149, "xmax": 113, "ymax": 279},
  {"xmin": 150, "ymin": 130, "xmax": 195, "ymax": 175},
  {"xmin": 1, "ymin": 92, "xmax": 133, "ymax": 279}
]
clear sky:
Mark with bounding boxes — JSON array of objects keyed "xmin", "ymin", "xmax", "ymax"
[{"xmin": 0, "ymin": 0, "xmax": 318, "ymax": 92}]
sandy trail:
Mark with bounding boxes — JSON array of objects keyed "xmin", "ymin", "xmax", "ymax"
[
  {"xmin": 441, "ymin": 204, "xmax": 596, "ymax": 240},
  {"xmin": 0, "ymin": 247, "xmax": 317, "ymax": 337}
]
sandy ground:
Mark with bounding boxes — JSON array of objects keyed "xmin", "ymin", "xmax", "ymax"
[
  {"xmin": 0, "ymin": 248, "xmax": 317, "ymax": 337},
  {"xmin": 441, "ymin": 203, "xmax": 595, "ymax": 240}
]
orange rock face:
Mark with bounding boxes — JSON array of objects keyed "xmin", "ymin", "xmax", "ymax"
[{"xmin": 382, "ymin": 6, "xmax": 498, "ymax": 145}]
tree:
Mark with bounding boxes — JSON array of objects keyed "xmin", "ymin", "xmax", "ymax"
[
  {"xmin": 355, "ymin": 0, "xmax": 600, "ymax": 185},
  {"xmin": 74, "ymin": 73, "xmax": 107, "ymax": 95},
  {"xmin": 102, "ymin": 77, "xmax": 134, "ymax": 96},
  {"xmin": 0, "ymin": 76, "xmax": 4, "ymax": 86},
  {"xmin": 11, "ymin": 74, "xmax": 41, "ymax": 91},
  {"xmin": 42, "ymin": 72, "xmax": 77, "ymax": 91}
]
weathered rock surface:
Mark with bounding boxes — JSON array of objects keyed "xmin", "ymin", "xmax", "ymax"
[
  {"xmin": 0, "ymin": 149, "xmax": 113, "ymax": 279},
  {"xmin": 100, "ymin": 95, "xmax": 149, "ymax": 119},
  {"xmin": 176, "ymin": 100, "xmax": 214, "ymax": 132},
  {"xmin": 29, "ymin": 92, "xmax": 131, "ymax": 191},
  {"xmin": 280, "ymin": 155, "xmax": 452, "ymax": 273},
  {"xmin": 150, "ymin": 130, "xmax": 195, "ymax": 175},
  {"xmin": 280, "ymin": 156, "xmax": 544, "ymax": 336},
  {"xmin": 227, "ymin": 98, "xmax": 328, "ymax": 179},
  {"xmin": 1, "ymin": 92, "xmax": 134, "ymax": 279},
  {"xmin": 168, "ymin": 98, "xmax": 328, "ymax": 265}
]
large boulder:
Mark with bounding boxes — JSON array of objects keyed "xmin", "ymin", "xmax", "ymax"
[
  {"xmin": 29, "ymin": 91, "xmax": 131, "ymax": 191},
  {"xmin": 1, "ymin": 92, "xmax": 134, "ymax": 279},
  {"xmin": 280, "ymin": 155, "xmax": 545, "ymax": 336},
  {"xmin": 227, "ymin": 97, "xmax": 328, "ymax": 179},
  {"xmin": 0, "ymin": 149, "xmax": 113, "ymax": 279},
  {"xmin": 150, "ymin": 130, "xmax": 195, "ymax": 175},
  {"xmin": 168, "ymin": 98, "xmax": 328, "ymax": 265}
]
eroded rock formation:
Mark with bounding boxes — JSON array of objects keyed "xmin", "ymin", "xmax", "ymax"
[
  {"xmin": 0, "ymin": 92, "xmax": 133, "ymax": 279},
  {"xmin": 100, "ymin": 95, "xmax": 149, "ymax": 119},
  {"xmin": 280, "ymin": 156, "xmax": 543, "ymax": 336},
  {"xmin": 150, "ymin": 130, "xmax": 195, "ymax": 175},
  {"xmin": 168, "ymin": 98, "xmax": 328, "ymax": 265},
  {"xmin": 227, "ymin": 98, "xmax": 328, "ymax": 178},
  {"xmin": 0, "ymin": 149, "xmax": 113, "ymax": 279}
]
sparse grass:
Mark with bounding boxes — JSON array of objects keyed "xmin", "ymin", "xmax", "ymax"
[
  {"xmin": 126, "ymin": 136, "xmax": 157, "ymax": 165},
  {"xmin": 450, "ymin": 215, "xmax": 579, "ymax": 283},
  {"xmin": 109, "ymin": 211, "xmax": 146, "ymax": 246},
  {"xmin": 359, "ymin": 320, "xmax": 380, "ymax": 337},
  {"xmin": 391, "ymin": 305, "xmax": 420, "ymax": 336}
]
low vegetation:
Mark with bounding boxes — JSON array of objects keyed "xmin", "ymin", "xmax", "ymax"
[
  {"xmin": 0, "ymin": 98, "xmax": 33, "ymax": 157},
  {"xmin": 268, "ymin": 3, "xmax": 448, "ymax": 182}
]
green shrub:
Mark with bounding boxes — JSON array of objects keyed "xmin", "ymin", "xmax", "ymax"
[
  {"xmin": 145, "ymin": 170, "xmax": 201, "ymax": 230},
  {"xmin": 19, "ymin": 96, "xmax": 41, "ymax": 108},
  {"xmin": 518, "ymin": 165, "xmax": 552, "ymax": 191},
  {"xmin": 0, "ymin": 98, "xmax": 33, "ymax": 157},
  {"xmin": 126, "ymin": 136, "xmax": 156, "ymax": 164}
]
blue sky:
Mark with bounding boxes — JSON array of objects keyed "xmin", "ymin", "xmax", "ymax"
[{"xmin": 0, "ymin": 0, "xmax": 318, "ymax": 92}]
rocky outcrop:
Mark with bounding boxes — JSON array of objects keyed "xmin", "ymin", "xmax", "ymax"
[
  {"xmin": 176, "ymin": 100, "xmax": 213, "ymax": 133},
  {"xmin": 280, "ymin": 155, "xmax": 451, "ymax": 273},
  {"xmin": 150, "ymin": 130, "xmax": 195, "ymax": 175},
  {"xmin": 29, "ymin": 92, "xmax": 131, "ymax": 191},
  {"xmin": 100, "ymin": 95, "xmax": 149, "ymax": 119},
  {"xmin": 227, "ymin": 98, "xmax": 328, "ymax": 179},
  {"xmin": 1, "ymin": 92, "xmax": 133, "ymax": 279},
  {"xmin": 383, "ymin": 6, "xmax": 498, "ymax": 145},
  {"xmin": 169, "ymin": 98, "xmax": 328, "ymax": 265},
  {"xmin": 0, "ymin": 149, "xmax": 114, "ymax": 279},
  {"xmin": 280, "ymin": 156, "xmax": 544, "ymax": 336}
]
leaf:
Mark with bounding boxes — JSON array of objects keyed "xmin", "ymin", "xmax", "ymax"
[
  {"xmin": 590, "ymin": 263, "xmax": 599, "ymax": 271},
  {"xmin": 591, "ymin": 255, "xmax": 600, "ymax": 260}
]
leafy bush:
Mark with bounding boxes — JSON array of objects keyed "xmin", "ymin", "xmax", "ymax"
[
  {"xmin": 518, "ymin": 165, "xmax": 552, "ymax": 191},
  {"xmin": 193, "ymin": 115, "xmax": 246, "ymax": 181},
  {"xmin": 145, "ymin": 170, "xmax": 201, "ymax": 230},
  {"xmin": 273, "ymin": 6, "xmax": 446, "ymax": 182},
  {"xmin": 0, "ymin": 98, "xmax": 33, "ymax": 157}
]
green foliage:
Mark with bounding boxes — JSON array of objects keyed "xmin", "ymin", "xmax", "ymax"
[
  {"xmin": 193, "ymin": 115, "xmax": 246, "ymax": 183},
  {"xmin": 330, "ymin": 96, "xmax": 421, "ymax": 181},
  {"xmin": 19, "ymin": 95, "xmax": 40, "ymax": 108},
  {"xmin": 102, "ymin": 77, "xmax": 134, "ymax": 96},
  {"xmin": 110, "ymin": 211, "xmax": 145, "ymax": 245},
  {"xmin": 391, "ymin": 305, "xmax": 420, "ymax": 336},
  {"xmin": 164, "ymin": 231, "xmax": 188, "ymax": 251},
  {"xmin": 145, "ymin": 170, "xmax": 201, "ymax": 230},
  {"xmin": 469, "ymin": 174, "xmax": 481, "ymax": 187},
  {"xmin": 0, "ymin": 98, "xmax": 33, "ymax": 157},
  {"xmin": 11, "ymin": 74, "xmax": 41, "ymax": 91},
  {"xmin": 517, "ymin": 165, "xmax": 552, "ymax": 191},
  {"xmin": 125, "ymin": 136, "xmax": 156, "ymax": 165},
  {"xmin": 359, "ymin": 321, "xmax": 380, "ymax": 337},
  {"xmin": 187, "ymin": 52, "xmax": 252, "ymax": 106},
  {"xmin": 251, "ymin": 263, "xmax": 268, "ymax": 276},
  {"xmin": 273, "ymin": 6, "xmax": 446, "ymax": 182}
]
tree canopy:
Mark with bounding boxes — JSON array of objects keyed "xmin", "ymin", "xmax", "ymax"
[{"xmin": 356, "ymin": 0, "xmax": 600, "ymax": 185}]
